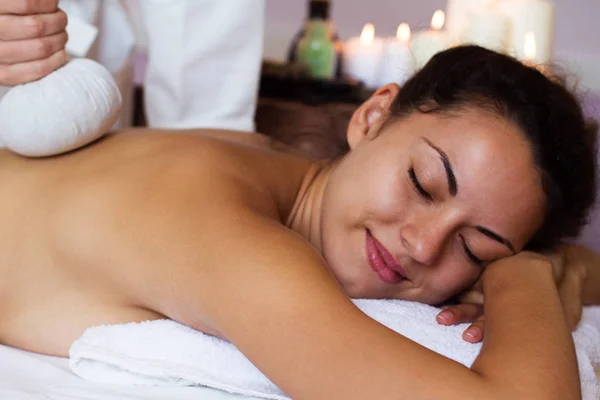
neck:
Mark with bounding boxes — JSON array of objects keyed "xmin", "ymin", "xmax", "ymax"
[{"xmin": 285, "ymin": 161, "xmax": 337, "ymax": 253}]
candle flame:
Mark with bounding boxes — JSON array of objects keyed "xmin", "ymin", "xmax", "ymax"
[
  {"xmin": 524, "ymin": 31, "xmax": 536, "ymax": 60},
  {"xmin": 360, "ymin": 23, "xmax": 375, "ymax": 45},
  {"xmin": 396, "ymin": 23, "xmax": 411, "ymax": 43},
  {"xmin": 431, "ymin": 10, "xmax": 445, "ymax": 30}
]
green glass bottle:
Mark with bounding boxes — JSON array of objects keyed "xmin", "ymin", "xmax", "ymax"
[{"xmin": 295, "ymin": 0, "xmax": 338, "ymax": 80}]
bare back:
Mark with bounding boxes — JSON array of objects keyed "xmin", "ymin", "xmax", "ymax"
[{"xmin": 0, "ymin": 128, "xmax": 314, "ymax": 356}]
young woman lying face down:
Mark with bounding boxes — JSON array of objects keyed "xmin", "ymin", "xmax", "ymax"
[{"xmin": 0, "ymin": 46, "xmax": 597, "ymax": 400}]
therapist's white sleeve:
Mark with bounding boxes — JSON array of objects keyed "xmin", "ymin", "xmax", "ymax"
[{"xmin": 139, "ymin": 0, "xmax": 265, "ymax": 132}]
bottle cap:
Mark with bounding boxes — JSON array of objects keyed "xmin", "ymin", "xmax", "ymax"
[{"xmin": 309, "ymin": 0, "xmax": 330, "ymax": 20}]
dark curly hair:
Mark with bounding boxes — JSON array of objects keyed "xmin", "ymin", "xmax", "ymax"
[{"xmin": 387, "ymin": 45, "xmax": 598, "ymax": 251}]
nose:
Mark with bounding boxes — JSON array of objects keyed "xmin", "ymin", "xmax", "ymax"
[{"xmin": 400, "ymin": 209, "xmax": 459, "ymax": 265}]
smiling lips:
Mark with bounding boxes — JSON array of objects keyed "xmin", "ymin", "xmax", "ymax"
[{"xmin": 365, "ymin": 230, "xmax": 408, "ymax": 284}]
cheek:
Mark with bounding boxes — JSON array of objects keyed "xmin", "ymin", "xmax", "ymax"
[
  {"xmin": 320, "ymin": 225, "xmax": 370, "ymax": 296},
  {"xmin": 330, "ymin": 170, "xmax": 410, "ymax": 228},
  {"xmin": 334, "ymin": 143, "xmax": 414, "ymax": 222},
  {"xmin": 426, "ymin": 261, "xmax": 481, "ymax": 301},
  {"xmin": 364, "ymin": 168, "xmax": 415, "ymax": 224}
]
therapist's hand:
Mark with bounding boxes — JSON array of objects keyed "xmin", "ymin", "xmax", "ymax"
[{"xmin": 0, "ymin": 0, "xmax": 68, "ymax": 86}]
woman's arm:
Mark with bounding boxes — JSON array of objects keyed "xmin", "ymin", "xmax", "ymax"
[
  {"xmin": 472, "ymin": 252, "xmax": 580, "ymax": 399},
  {"xmin": 563, "ymin": 244, "xmax": 600, "ymax": 305},
  {"xmin": 135, "ymin": 202, "xmax": 579, "ymax": 400},
  {"xmin": 437, "ymin": 243, "xmax": 595, "ymax": 339}
]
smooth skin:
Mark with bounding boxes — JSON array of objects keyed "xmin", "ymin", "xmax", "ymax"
[
  {"xmin": 0, "ymin": 84, "xmax": 595, "ymax": 399},
  {"xmin": 0, "ymin": 0, "xmax": 67, "ymax": 85}
]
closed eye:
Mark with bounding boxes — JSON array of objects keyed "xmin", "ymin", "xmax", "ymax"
[
  {"xmin": 459, "ymin": 234, "xmax": 484, "ymax": 267},
  {"xmin": 408, "ymin": 167, "xmax": 433, "ymax": 201}
]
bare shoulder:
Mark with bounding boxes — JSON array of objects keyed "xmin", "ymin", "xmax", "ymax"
[{"xmin": 46, "ymin": 128, "xmax": 312, "ymax": 296}]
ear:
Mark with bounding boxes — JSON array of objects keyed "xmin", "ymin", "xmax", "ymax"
[{"xmin": 347, "ymin": 83, "xmax": 400, "ymax": 150}]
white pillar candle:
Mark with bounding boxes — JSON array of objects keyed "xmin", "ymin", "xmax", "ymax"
[
  {"xmin": 446, "ymin": 0, "xmax": 491, "ymax": 40},
  {"xmin": 343, "ymin": 23, "xmax": 384, "ymax": 88},
  {"xmin": 464, "ymin": 5, "xmax": 509, "ymax": 52},
  {"xmin": 522, "ymin": 31, "xmax": 551, "ymax": 74},
  {"xmin": 493, "ymin": 0, "xmax": 555, "ymax": 63},
  {"xmin": 376, "ymin": 23, "xmax": 416, "ymax": 87},
  {"xmin": 410, "ymin": 10, "xmax": 456, "ymax": 69}
]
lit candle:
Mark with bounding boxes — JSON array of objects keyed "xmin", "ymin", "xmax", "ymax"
[
  {"xmin": 493, "ymin": 0, "xmax": 555, "ymax": 63},
  {"xmin": 410, "ymin": 10, "xmax": 456, "ymax": 68},
  {"xmin": 523, "ymin": 32, "xmax": 552, "ymax": 75},
  {"xmin": 522, "ymin": 31, "xmax": 549, "ymax": 74},
  {"xmin": 343, "ymin": 23, "xmax": 384, "ymax": 88},
  {"xmin": 464, "ymin": 2, "xmax": 508, "ymax": 52},
  {"xmin": 376, "ymin": 23, "xmax": 416, "ymax": 87},
  {"xmin": 524, "ymin": 31, "xmax": 537, "ymax": 62}
]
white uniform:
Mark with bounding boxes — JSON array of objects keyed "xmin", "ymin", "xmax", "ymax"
[
  {"xmin": 1, "ymin": 0, "xmax": 265, "ymax": 132},
  {"xmin": 137, "ymin": 0, "xmax": 265, "ymax": 131}
]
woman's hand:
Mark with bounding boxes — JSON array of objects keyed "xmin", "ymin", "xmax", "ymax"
[
  {"xmin": 436, "ymin": 247, "xmax": 586, "ymax": 343},
  {"xmin": 0, "ymin": 0, "xmax": 68, "ymax": 86},
  {"xmin": 435, "ymin": 278, "xmax": 485, "ymax": 343}
]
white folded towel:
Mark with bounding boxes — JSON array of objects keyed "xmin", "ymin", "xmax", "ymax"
[{"xmin": 70, "ymin": 301, "xmax": 600, "ymax": 400}]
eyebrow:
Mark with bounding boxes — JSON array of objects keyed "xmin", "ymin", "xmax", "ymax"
[
  {"xmin": 420, "ymin": 137, "xmax": 516, "ymax": 255},
  {"xmin": 476, "ymin": 226, "xmax": 516, "ymax": 253},
  {"xmin": 422, "ymin": 137, "xmax": 457, "ymax": 196}
]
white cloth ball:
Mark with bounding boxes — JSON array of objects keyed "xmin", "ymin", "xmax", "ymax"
[{"xmin": 0, "ymin": 58, "xmax": 122, "ymax": 157}]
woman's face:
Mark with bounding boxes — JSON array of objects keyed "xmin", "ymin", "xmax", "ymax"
[{"xmin": 320, "ymin": 85, "xmax": 545, "ymax": 305}]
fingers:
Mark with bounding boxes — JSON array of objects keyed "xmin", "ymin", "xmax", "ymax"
[
  {"xmin": 436, "ymin": 303, "xmax": 486, "ymax": 343},
  {"xmin": 0, "ymin": 6, "xmax": 68, "ymax": 85},
  {"xmin": 0, "ymin": 31, "xmax": 67, "ymax": 63},
  {"xmin": 0, "ymin": 10, "xmax": 67, "ymax": 40},
  {"xmin": 436, "ymin": 302, "xmax": 483, "ymax": 326},
  {"xmin": 0, "ymin": 0, "xmax": 59, "ymax": 14},
  {"xmin": 558, "ymin": 261, "xmax": 585, "ymax": 330},
  {"xmin": 0, "ymin": 48, "xmax": 66, "ymax": 85},
  {"xmin": 463, "ymin": 316, "xmax": 485, "ymax": 343}
]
